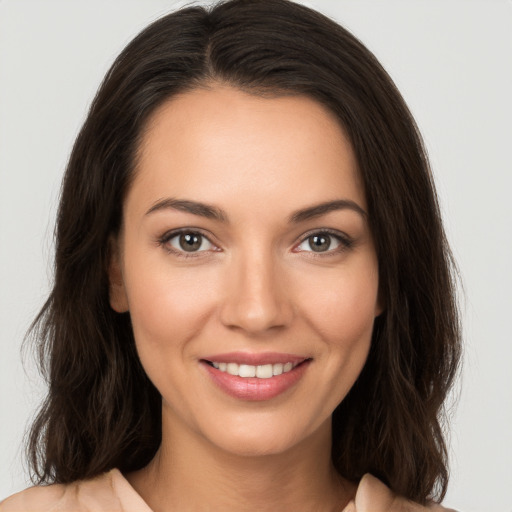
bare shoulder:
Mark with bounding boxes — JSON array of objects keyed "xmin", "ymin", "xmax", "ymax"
[{"xmin": 352, "ymin": 474, "xmax": 459, "ymax": 512}]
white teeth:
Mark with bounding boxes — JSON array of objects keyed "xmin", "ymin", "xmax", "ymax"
[
  {"xmin": 226, "ymin": 363, "xmax": 238, "ymax": 376},
  {"xmin": 239, "ymin": 364, "xmax": 256, "ymax": 378},
  {"xmin": 210, "ymin": 361, "xmax": 300, "ymax": 378},
  {"xmin": 256, "ymin": 364, "xmax": 273, "ymax": 379},
  {"xmin": 272, "ymin": 363, "xmax": 283, "ymax": 376}
]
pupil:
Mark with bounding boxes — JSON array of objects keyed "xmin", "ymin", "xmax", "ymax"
[
  {"xmin": 309, "ymin": 234, "xmax": 330, "ymax": 252},
  {"xmin": 179, "ymin": 233, "xmax": 201, "ymax": 252}
]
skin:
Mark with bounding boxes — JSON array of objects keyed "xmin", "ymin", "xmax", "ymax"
[{"xmin": 109, "ymin": 85, "xmax": 382, "ymax": 512}]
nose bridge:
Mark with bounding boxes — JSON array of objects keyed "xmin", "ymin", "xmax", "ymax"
[{"xmin": 220, "ymin": 244, "xmax": 292, "ymax": 334}]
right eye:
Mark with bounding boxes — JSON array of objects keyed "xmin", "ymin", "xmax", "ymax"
[{"xmin": 161, "ymin": 231, "xmax": 216, "ymax": 255}]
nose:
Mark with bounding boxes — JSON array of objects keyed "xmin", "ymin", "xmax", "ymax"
[{"xmin": 219, "ymin": 251, "xmax": 293, "ymax": 335}]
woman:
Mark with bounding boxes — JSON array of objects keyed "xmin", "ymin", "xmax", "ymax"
[{"xmin": 0, "ymin": 0, "xmax": 461, "ymax": 510}]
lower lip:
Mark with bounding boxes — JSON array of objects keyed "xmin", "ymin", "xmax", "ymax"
[{"xmin": 202, "ymin": 360, "xmax": 311, "ymax": 401}]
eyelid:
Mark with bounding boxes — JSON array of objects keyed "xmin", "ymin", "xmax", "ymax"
[
  {"xmin": 157, "ymin": 228, "xmax": 220, "ymax": 256},
  {"xmin": 293, "ymin": 228, "xmax": 354, "ymax": 254}
]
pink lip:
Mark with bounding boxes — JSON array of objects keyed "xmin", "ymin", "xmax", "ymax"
[
  {"xmin": 201, "ymin": 354, "xmax": 311, "ymax": 401},
  {"xmin": 202, "ymin": 351, "xmax": 307, "ymax": 366}
]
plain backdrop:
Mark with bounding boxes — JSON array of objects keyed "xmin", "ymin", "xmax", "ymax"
[{"xmin": 1, "ymin": 1, "xmax": 511, "ymax": 510}]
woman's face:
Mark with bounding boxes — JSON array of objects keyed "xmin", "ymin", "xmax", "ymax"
[{"xmin": 110, "ymin": 86, "xmax": 381, "ymax": 457}]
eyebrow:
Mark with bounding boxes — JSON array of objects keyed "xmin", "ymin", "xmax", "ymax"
[
  {"xmin": 145, "ymin": 198, "xmax": 228, "ymax": 222},
  {"xmin": 289, "ymin": 199, "xmax": 367, "ymax": 223},
  {"xmin": 145, "ymin": 197, "xmax": 367, "ymax": 223}
]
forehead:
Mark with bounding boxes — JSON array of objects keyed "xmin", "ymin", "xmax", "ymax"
[{"xmin": 128, "ymin": 85, "xmax": 365, "ymax": 216}]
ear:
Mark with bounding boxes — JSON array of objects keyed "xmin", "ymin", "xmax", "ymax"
[{"xmin": 108, "ymin": 236, "xmax": 129, "ymax": 313}]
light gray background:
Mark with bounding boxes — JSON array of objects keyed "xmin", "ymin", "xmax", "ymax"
[{"xmin": 1, "ymin": 1, "xmax": 511, "ymax": 510}]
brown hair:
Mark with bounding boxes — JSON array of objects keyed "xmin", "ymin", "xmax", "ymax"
[{"xmin": 27, "ymin": 0, "xmax": 461, "ymax": 504}]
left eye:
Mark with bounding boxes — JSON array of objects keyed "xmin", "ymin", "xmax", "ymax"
[
  {"xmin": 167, "ymin": 232, "xmax": 214, "ymax": 253},
  {"xmin": 296, "ymin": 233, "xmax": 343, "ymax": 253}
]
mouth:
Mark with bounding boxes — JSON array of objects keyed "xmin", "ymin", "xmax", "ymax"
[
  {"xmin": 200, "ymin": 353, "xmax": 312, "ymax": 401},
  {"xmin": 203, "ymin": 360, "xmax": 303, "ymax": 379}
]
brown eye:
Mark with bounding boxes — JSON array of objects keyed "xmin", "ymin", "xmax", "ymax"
[
  {"xmin": 179, "ymin": 233, "xmax": 203, "ymax": 252},
  {"xmin": 308, "ymin": 234, "xmax": 331, "ymax": 252},
  {"xmin": 295, "ymin": 231, "xmax": 347, "ymax": 254},
  {"xmin": 166, "ymin": 231, "xmax": 214, "ymax": 253}
]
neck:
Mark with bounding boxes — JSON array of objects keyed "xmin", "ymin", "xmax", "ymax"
[{"xmin": 126, "ymin": 406, "xmax": 354, "ymax": 512}]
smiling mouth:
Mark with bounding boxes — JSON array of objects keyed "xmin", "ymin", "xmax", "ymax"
[
  {"xmin": 204, "ymin": 360, "xmax": 306, "ymax": 379},
  {"xmin": 202, "ymin": 357, "xmax": 312, "ymax": 400},
  {"xmin": 203, "ymin": 358, "xmax": 313, "ymax": 379}
]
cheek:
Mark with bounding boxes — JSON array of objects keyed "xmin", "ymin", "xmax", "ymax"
[
  {"xmin": 314, "ymin": 273, "xmax": 378, "ymax": 401},
  {"xmin": 295, "ymin": 259, "xmax": 378, "ymax": 392},
  {"xmin": 299, "ymin": 264, "xmax": 379, "ymax": 343},
  {"xmin": 122, "ymin": 251, "xmax": 220, "ymax": 352}
]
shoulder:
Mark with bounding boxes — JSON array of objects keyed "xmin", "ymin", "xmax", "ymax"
[
  {"xmin": 0, "ymin": 483, "xmax": 68, "ymax": 512},
  {"xmin": 0, "ymin": 469, "xmax": 151, "ymax": 512},
  {"xmin": 346, "ymin": 474, "xmax": 458, "ymax": 512}
]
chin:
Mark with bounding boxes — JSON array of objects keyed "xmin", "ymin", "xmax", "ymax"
[
  {"xmin": 201, "ymin": 412, "xmax": 328, "ymax": 459},
  {"xmin": 214, "ymin": 431, "xmax": 300, "ymax": 458}
]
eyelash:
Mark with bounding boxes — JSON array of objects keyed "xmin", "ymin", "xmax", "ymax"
[
  {"xmin": 157, "ymin": 228, "xmax": 219, "ymax": 258},
  {"xmin": 294, "ymin": 228, "xmax": 354, "ymax": 256},
  {"xmin": 157, "ymin": 228, "xmax": 354, "ymax": 258}
]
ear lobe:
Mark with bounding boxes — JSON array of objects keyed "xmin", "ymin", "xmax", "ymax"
[{"xmin": 108, "ymin": 237, "xmax": 129, "ymax": 313}]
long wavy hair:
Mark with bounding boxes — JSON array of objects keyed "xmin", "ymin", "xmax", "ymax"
[{"xmin": 26, "ymin": 0, "xmax": 461, "ymax": 504}]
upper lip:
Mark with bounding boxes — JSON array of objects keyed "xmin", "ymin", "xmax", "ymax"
[{"xmin": 202, "ymin": 352, "xmax": 309, "ymax": 366}]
